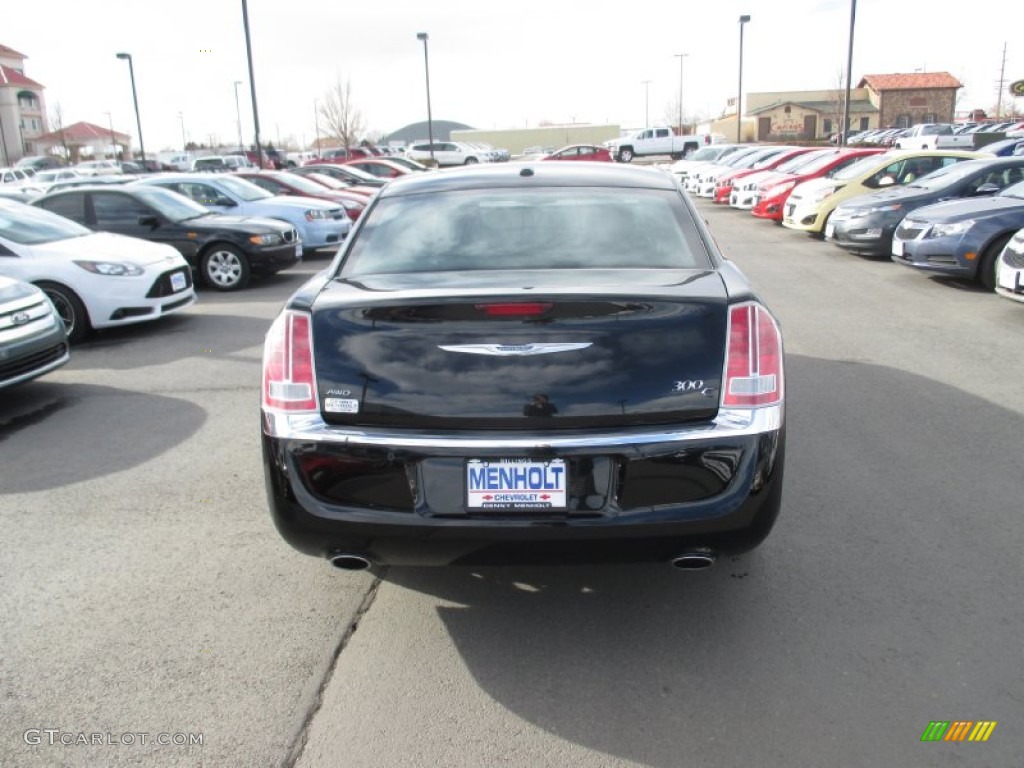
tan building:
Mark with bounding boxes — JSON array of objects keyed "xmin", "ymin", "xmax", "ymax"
[
  {"xmin": 743, "ymin": 88, "xmax": 877, "ymax": 141},
  {"xmin": 0, "ymin": 42, "xmax": 48, "ymax": 164}
]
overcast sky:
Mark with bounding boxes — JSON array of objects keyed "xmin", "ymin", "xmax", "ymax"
[{"xmin": 5, "ymin": 0, "xmax": 1020, "ymax": 152}]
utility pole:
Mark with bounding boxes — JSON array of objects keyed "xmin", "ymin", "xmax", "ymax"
[{"xmin": 996, "ymin": 42, "xmax": 1008, "ymax": 119}]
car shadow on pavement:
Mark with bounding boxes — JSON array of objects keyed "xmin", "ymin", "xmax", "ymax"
[
  {"xmin": 0, "ymin": 383, "xmax": 206, "ymax": 493},
  {"xmin": 379, "ymin": 353, "xmax": 1023, "ymax": 767},
  {"xmin": 67, "ymin": 312, "xmax": 277, "ymax": 370}
]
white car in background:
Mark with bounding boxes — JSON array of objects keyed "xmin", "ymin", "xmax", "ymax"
[
  {"xmin": 404, "ymin": 141, "xmax": 488, "ymax": 166},
  {"xmin": 995, "ymin": 227, "xmax": 1024, "ymax": 303},
  {"xmin": 0, "ymin": 167, "xmax": 33, "ymax": 185},
  {"xmin": 75, "ymin": 160, "xmax": 123, "ymax": 176},
  {"xmin": 0, "ymin": 198, "xmax": 196, "ymax": 342}
]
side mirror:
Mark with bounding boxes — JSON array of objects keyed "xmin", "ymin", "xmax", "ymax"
[
  {"xmin": 137, "ymin": 214, "xmax": 159, "ymax": 227},
  {"xmin": 877, "ymin": 176, "xmax": 895, "ymax": 187},
  {"xmin": 972, "ymin": 183, "xmax": 1000, "ymax": 196},
  {"xmin": 214, "ymin": 196, "xmax": 237, "ymax": 207}
]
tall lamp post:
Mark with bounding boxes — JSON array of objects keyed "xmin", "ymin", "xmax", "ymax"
[
  {"xmin": 841, "ymin": 0, "xmax": 857, "ymax": 146},
  {"xmin": 313, "ymin": 98, "xmax": 321, "ymax": 155},
  {"xmin": 416, "ymin": 32, "xmax": 435, "ymax": 165},
  {"xmin": 240, "ymin": 0, "xmax": 264, "ymax": 168},
  {"xmin": 737, "ymin": 15, "xmax": 751, "ymax": 143},
  {"xmin": 115, "ymin": 52, "xmax": 146, "ymax": 164},
  {"xmin": 177, "ymin": 111, "xmax": 187, "ymax": 153},
  {"xmin": 674, "ymin": 53, "xmax": 688, "ymax": 132},
  {"xmin": 642, "ymin": 80, "xmax": 652, "ymax": 129},
  {"xmin": 233, "ymin": 81, "xmax": 244, "ymax": 151}
]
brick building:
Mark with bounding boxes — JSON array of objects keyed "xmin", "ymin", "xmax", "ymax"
[{"xmin": 858, "ymin": 72, "xmax": 962, "ymax": 128}]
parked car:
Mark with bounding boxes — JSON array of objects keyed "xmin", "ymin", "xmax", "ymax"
[
  {"xmin": 607, "ymin": 126, "xmax": 721, "ymax": 162},
  {"xmin": 404, "ymin": 141, "xmax": 487, "ymax": 167},
  {"xmin": 977, "ymin": 138, "xmax": 1024, "ymax": 157},
  {"xmin": 296, "ymin": 172, "xmax": 377, "ymax": 200},
  {"xmin": 995, "ymin": 227, "xmax": 1024, "ymax": 302},
  {"xmin": 304, "ymin": 147, "xmax": 372, "ymax": 166},
  {"xmin": 889, "ymin": 176, "xmax": 1024, "ymax": 288},
  {"xmin": 33, "ymin": 184, "xmax": 301, "ymax": 291},
  {"xmin": 750, "ymin": 148, "xmax": 886, "ymax": 222},
  {"xmin": 376, "ymin": 155, "xmax": 431, "ymax": 172},
  {"xmin": 192, "ymin": 155, "xmax": 250, "ymax": 172},
  {"xmin": 782, "ymin": 150, "xmax": 982, "ymax": 236},
  {"xmin": 234, "ymin": 170, "xmax": 369, "ymax": 222},
  {"xmin": 694, "ymin": 146, "xmax": 794, "ymax": 199},
  {"xmin": 893, "ymin": 123, "xmax": 977, "ymax": 151},
  {"xmin": 74, "ymin": 160, "xmax": 123, "ymax": 176},
  {"xmin": 0, "ymin": 198, "xmax": 195, "ymax": 342},
  {"xmin": 683, "ymin": 146, "xmax": 766, "ymax": 195},
  {"xmin": 342, "ymin": 158, "xmax": 413, "ymax": 179},
  {"xmin": 157, "ymin": 152, "xmax": 193, "ymax": 171},
  {"xmin": 540, "ymin": 145, "xmax": 614, "ymax": 162},
  {"xmin": 289, "ymin": 164, "xmax": 387, "ymax": 189},
  {"xmin": 714, "ymin": 147, "xmax": 817, "ymax": 205},
  {"xmin": 136, "ymin": 173, "xmax": 350, "ymax": 252},
  {"xmin": 0, "ymin": 275, "xmax": 70, "ymax": 388},
  {"xmin": 0, "ymin": 167, "xmax": 32, "ymax": 184},
  {"xmin": 668, "ymin": 144, "xmax": 747, "ymax": 184},
  {"xmin": 827, "ymin": 157, "xmax": 1024, "ymax": 257},
  {"xmin": 260, "ymin": 163, "xmax": 786, "ymax": 570},
  {"xmin": 729, "ymin": 149, "xmax": 835, "ymax": 209},
  {"xmin": 15, "ymin": 155, "xmax": 66, "ymax": 171}
]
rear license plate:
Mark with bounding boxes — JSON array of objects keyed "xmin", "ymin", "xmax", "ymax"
[
  {"xmin": 170, "ymin": 272, "xmax": 187, "ymax": 292},
  {"xmin": 892, "ymin": 239, "xmax": 904, "ymax": 257},
  {"xmin": 466, "ymin": 459, "xmax": 568, "ymax": 511}
]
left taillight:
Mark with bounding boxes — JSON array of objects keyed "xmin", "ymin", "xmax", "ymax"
[
  {"xmin": 722, "ymin": 302, "xmax": 783, "ymax": 408},
  {"xmin": 263, "ymin": 310, "xmax": 318, "ymax": 411}
]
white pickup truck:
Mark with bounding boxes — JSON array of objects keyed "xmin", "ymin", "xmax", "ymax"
[
  {"xmin": 606, "ymin": 126, "xmax": 720, "ymax": 162},
  {"xmin": 894, "ymin": 124, "xmax": 977, "ymax": 151}
]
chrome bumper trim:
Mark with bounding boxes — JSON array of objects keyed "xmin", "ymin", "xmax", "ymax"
[{"xmin": 262, "ymin": 405, "xmax": 783, "ymax": 449}]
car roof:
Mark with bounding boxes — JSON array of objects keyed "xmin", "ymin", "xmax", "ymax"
[{"xmin": 377, "ymin": 163, "xmax": 678, "ymax": 199}]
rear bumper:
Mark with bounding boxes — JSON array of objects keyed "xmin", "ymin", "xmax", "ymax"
[{"xmin": 261, "ymin": 406, "xmax": 786, "ymax": 566}]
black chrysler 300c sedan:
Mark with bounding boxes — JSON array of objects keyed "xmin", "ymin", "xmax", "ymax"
[{"xmin": 261, "ymin": 163, "xmax": 785, "ymax": 569}]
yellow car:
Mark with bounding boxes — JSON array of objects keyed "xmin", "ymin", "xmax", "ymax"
[{"xmin": 781, "ymin": 149, "xmax": 983, "ymax": 235}]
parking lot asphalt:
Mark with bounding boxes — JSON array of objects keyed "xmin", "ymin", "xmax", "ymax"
[{"xmin": 2, "ymin": 195, "xmax": 1023, "ymax": 767}]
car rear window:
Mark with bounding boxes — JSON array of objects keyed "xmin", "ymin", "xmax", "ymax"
[{"xmin": 340, "ymin": 187, "xmax": 710, "ymax": 276}]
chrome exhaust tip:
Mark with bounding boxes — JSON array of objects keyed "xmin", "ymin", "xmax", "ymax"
[
  {"xmin": 328, "ymin": 553, "xmax": 373, "ymax": 571},
  {"xmin": 671, "ymin": 551, "xmax": 717, "ymax": 570}
]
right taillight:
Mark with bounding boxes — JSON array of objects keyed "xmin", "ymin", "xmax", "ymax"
[
  {"xmin": 263, "ymin": 310, "xmax": 318, "ymax": 411},
  {"xmin": 722, "ymin": 303, "xmax": 783, "ymax": 408}
]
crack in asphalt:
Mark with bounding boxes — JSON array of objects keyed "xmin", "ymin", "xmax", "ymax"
[{"xmin": 280, "ymin": 570, "xmax": 387, "ymax": 768}]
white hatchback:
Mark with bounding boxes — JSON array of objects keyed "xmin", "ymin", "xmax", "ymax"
[
  {"xmin": 0, "ymin": 199, "xmax": 195, "ymax": 342},
  {"xmin": 995, "ymin": 227, "xmax": 1024, "ymax": 303}
]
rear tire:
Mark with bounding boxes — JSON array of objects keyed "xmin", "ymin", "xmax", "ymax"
[
  {"xmin": 979, "ymin": 233, "xmax": 1012, "ymax": 291},
  {"xmin": 37, "ymin": 281, "xmax": 90, "ymax": 344},
  {"xmin": 464, "ymin": 157, "xmax": 479, "ymax": 165}
]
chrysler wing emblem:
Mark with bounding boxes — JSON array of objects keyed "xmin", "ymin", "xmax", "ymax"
[{"xmin": 438, "ymin": 342, "xmax": 592, "ymax": 356}]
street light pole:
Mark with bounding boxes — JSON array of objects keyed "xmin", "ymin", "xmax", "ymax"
[
  {"xmin": 674, "ymin": 54, "xmax": 688, "ymax": 132},
  {"xmin": 178, "ymin": 112, "xmax": 186, "ymax": 152},
  {"xmin": 115, "ymin": 52, "xmax": 146, "ymax": 163},
  {"xmin": 737, "ymin": 15, "xmax": 751, "ymax": 143},
  {"xmin": 416, "ymin": 32, "xmax": 435, "ymax": 165},
  {"xmin": 240, "ymin": 0, "xmax": 264, "ymax": 168},
  {"xmin": 841, "ymin": 0, "xmax": 857, "ymax": 146},
  {"xmin": 233, "ymin": 81, "xmax": 244, "ymax": 151},
  {"xmin": 642, "ymin": 80, "xmax": 652, "ymax": 129}
]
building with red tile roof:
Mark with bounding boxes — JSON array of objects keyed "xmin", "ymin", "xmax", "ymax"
[{"xmin": 858, "ymin": 72, "xmax": 963, "ymax": 127}]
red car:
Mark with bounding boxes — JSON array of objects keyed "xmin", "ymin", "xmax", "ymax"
[
  {"xmin": 303, "ymin": 147, "xmax": 373, "ymax": 166},
  {"xmin": 301, "ymin": 172, "xmax": 377, "ymax": 199},
  {"xmin": 343, "ymin": 158, "xmax": 413, "ymax": 179},
  {"xmin": 711, "ymin": 147, "xmax": 816, "ymax": 204},
  {"xmin": 541, "ymin": 144, "xmax": 613, "ymax": 162},
  {"xmin": 750, "ymin": 147, "xmax": 886, "ymax": 221},
  {"xmin": 236, "ymin": 170, "xmax": 368, "ymax": 222}
]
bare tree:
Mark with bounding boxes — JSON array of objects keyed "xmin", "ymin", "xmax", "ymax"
[
  {"xmin": 827, "ymin": 68, "xmax": 847, "ymax": 139},
  {"xmin": 319, "ymin": 78, "xmax": 365, "ymax": 151},
  {"xmin": 49, "ymin": 103, "xmax": 70, "ymax": 161}
]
